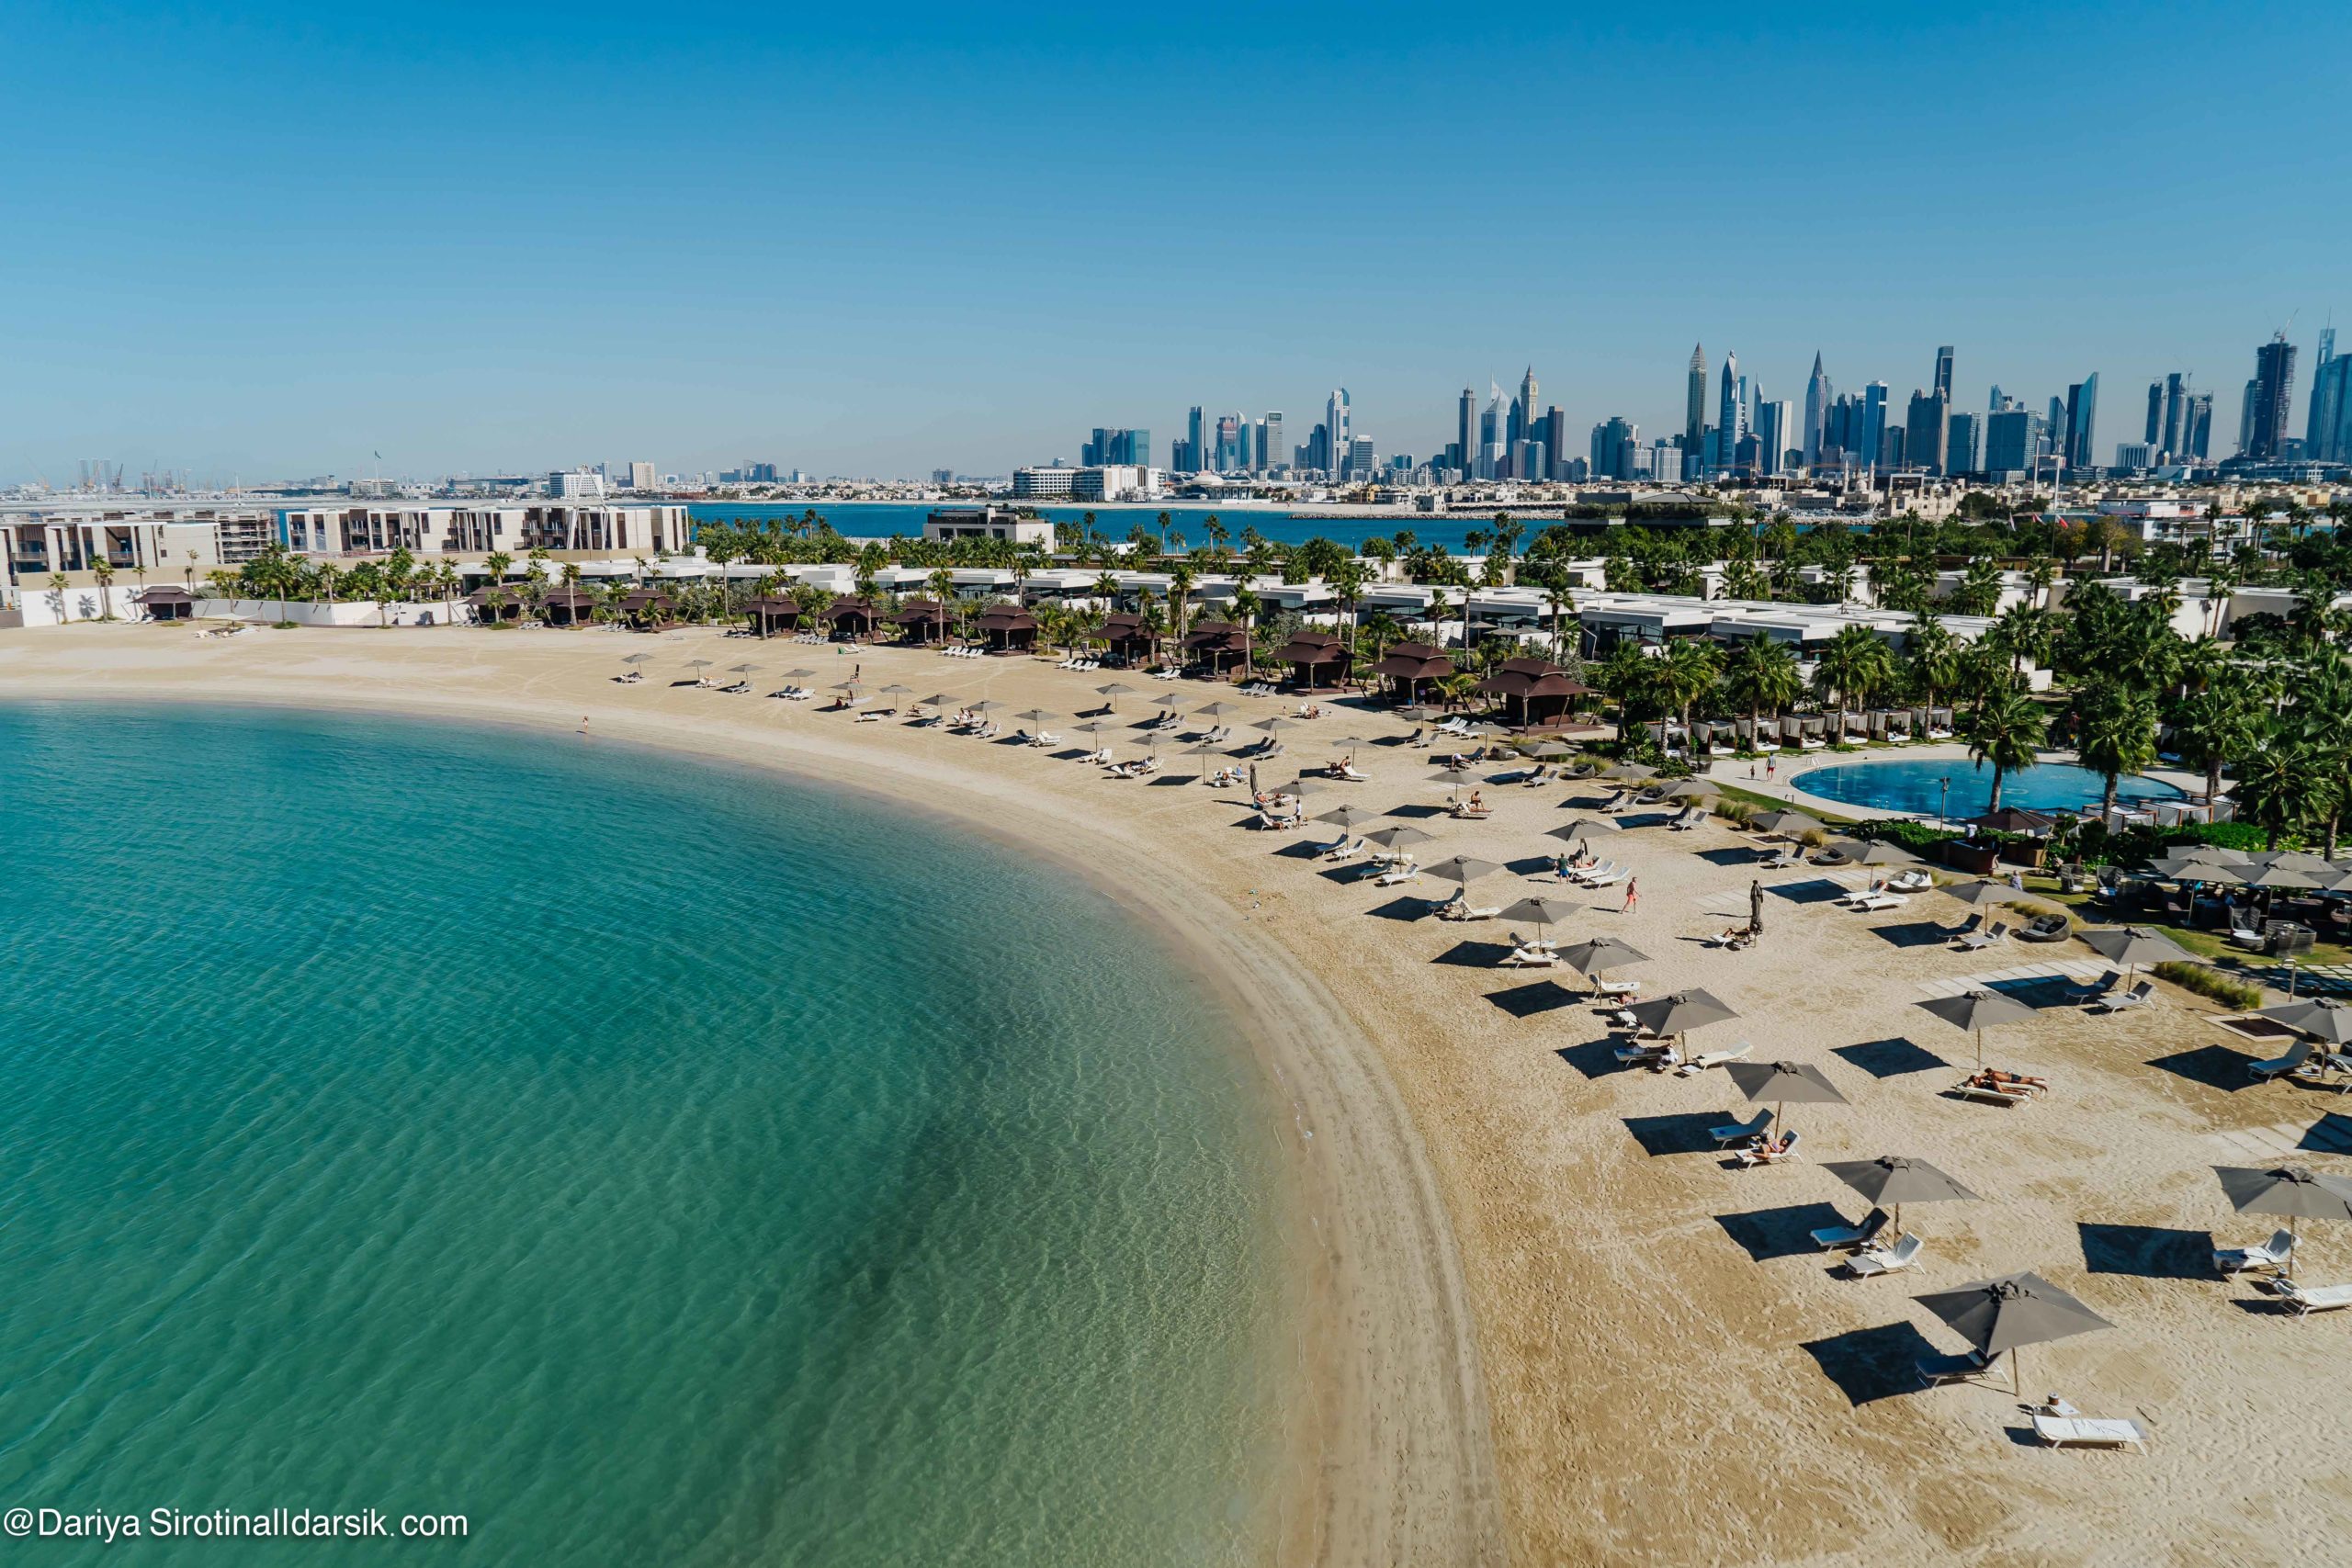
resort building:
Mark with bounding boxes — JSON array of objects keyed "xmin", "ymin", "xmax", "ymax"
[
  {"xmin": 277, "ymin": 503, "xmax": 692, "ymax": 558},
  {"xmin": 3, "ymin": 505, "xmax": 277, "ymax": 596},
  {"xmin": 922, "ymin": 506, "xmax": 1057, "ymax": 546}
]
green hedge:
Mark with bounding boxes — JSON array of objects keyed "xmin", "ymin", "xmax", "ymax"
[{"xmin": 2151, "ymin": 961, "xmax": 2265, "ymax": 1010}]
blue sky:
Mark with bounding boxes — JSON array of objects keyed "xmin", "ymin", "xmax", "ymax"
[{"xmin": 1, "ymin": 1, "xmax": 2344, "ymax": 484}]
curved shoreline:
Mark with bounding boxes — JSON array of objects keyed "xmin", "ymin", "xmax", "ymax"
[{"xmin": 0, "ymin": 632, "xmax": 1508, "ymax": 1567}]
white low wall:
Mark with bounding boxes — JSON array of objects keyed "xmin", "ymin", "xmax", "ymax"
[{"xmin": 191, "ymin": 596, "xmax": 468, "ymax": 628}]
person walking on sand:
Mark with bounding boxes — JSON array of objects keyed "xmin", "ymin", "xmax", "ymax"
[{"xmin": 1623, "ymin": 877, "xmax": 1639, "ymax": 914}]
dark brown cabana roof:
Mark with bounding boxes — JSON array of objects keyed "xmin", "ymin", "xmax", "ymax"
[
  {"xmin": 743, "ymin": 594, "xmax": 802, "ymax": 614},
  {"xmin": 821, "ymin": 597, "xmax": 876, "ymax": 622},
  {"xmin": 1181, "ymin": 618, "xmax": 1249, "ymax": 651},
  {"xmin": 1275, "ymin": 631, "xmax": 1348, "ymax": 665},
  {"xmin": 974, "ymin": 605, "xmax": 1039, "ymax": 633},
  {"xmin": 541, "ymin": 586, "xmax": 600, "ymax": 609},
  {"xmin": 893, "ymin": 598, "xmax": 948, "ymax": 623},
  {"xmin": 1373, "ymin": 640, "xmax": 1454, "ymax": 681},
  {"xmin": 140, "ymin": 584, "xmax": 195, "ymax": 604},
  {"xmin": 1475, "ymin": 658, "xmax": 1592, "ymax": 701},
  {"xmin": 618, "ymin": 587, "xmax": 673, "ymax": 609},
  {"xmin": 1094, "ymin": 611, "xmax": 1156, "ymax": 643}
]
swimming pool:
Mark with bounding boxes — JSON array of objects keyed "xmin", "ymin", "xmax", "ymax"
[{"xmin": 1792, "ymin": 757, "xmax": 2186, "ymax": 818}]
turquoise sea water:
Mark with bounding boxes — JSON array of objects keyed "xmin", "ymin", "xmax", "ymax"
[
  {"xmin": 1793, "ymin": 756, "xmax": 2187, "ymax": 818},
  {"xmin": 0, "ymin": 702, "xmax": 1299, "ymax": 1564}
]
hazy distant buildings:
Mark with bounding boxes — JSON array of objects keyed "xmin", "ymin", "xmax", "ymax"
[
  {"xmin": 2063, "ymin": 373, "xmax": 2098, "ymax": 472},
  {"xmin": 2308, "ymin": 333, "xmax": 2352, "ymax": 464},
  {"xmin": 1590, "ymin": 416, "xmax": 1639, "ymax": 480},
  {"xmin": 1802, "ymin": 353, "xmax": 1828, "ymax": 466},
  {"xmin": 1081, "ymin": 427, "xmax": 1151, "ymax": 468},
  {"xmin": 1946, "ymin": 411, "xmax": 1981, "ymax": 476},
  {"xmin": 1905, "ymin": 389, "xmax": 1949, "ymax": 475},
  {"xmin": 1684, "ymin": 345, "xmax": 1707, "ymax": 468},
  {"xmin": 548, "ymin": 468, "xmax": 607, "ymax": 500},
  {"xmin": 627, "ymin": 461, "xmax": 656, "ymax": 491},
  {"xmin": 1984, "ymin": 408, "xmax": 2039, "ymax": 477},
  {"xmin": 2242, "ymin": 333, "xmax": 2298, "ymax": 458}
]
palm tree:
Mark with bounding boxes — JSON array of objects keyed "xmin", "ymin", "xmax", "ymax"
[
  {"xmin": 182, "ymin": 548, "xmax": 199, "ymax": 593},
  {"xmin": 1721, "ymin": 638, "xmax": 1801, "ymax": 749},
  {"xmin": 1598, "ymin": 642, "xmax": 1656, "ymax": 745},
  {"xmin": 2169, "ymin": 682, "xmax": 2265, "ymax": 807},
  {"xmin": 1231, "ymin": 584, "xmax": 1261, "ymax": 682},
  {"xmin": 927, "ymin": 567, "xmax": 956, "ymax": 643},
  {"xmin": 2231, "ymin": 733, "xmax": 2315, "ymax": 850},
  {"xmin": 91, "ymin": 554, "xmax": 117, "ymax": 620},
  {"xmin": 1906, "ymin": 610, "xmax": 1962, "ymax": 717},
  {"xmin": 1654, "ymin": 637, "xmax": 1722, "ymax": 757},
  {"xmin": 1329, "ymin": 558, "xmax": 1365, "ymax": 677},
  {"xmin": 1965, "ymin": 686, "xmax": 2048, "ymax": 812},
  {"xmin": 47, "ymin": 571, "xmax": 69, "ymax": 622},
  {"xmin": 1812, "ymin": 625, "xmax": 1895, "ymax": 746},
  {"xmin": 1167, "ymin": 561, "xmax": 1195, "ymax": 645},
  {"xmin": 2072, "ymin": 680, "xmax": 2159, "ymax": 823}
]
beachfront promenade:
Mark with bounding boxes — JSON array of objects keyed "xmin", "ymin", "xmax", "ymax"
[{"xmin": 7, "ymin": 622, "xmax": 2350, "ymax": 1566}]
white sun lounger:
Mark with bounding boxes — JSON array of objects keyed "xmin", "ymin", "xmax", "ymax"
[
  {"xmin": 2278, "ymin": 1280, "xmax": 2352, "ymax": 1314},
  {"xmin": 2248, "ymin": 1043, "xmax": 2315, "ymax": 1082},
  {"xmin": 2089, "ymin": 981, "xmax": 2154, "ymax": 1014},
  {"xmin": 1734, "ymin": 1129, "xmax": 1801, "ymax": 1168},
  {"xmin": 1582, "ymin": 866, "xmax": 1628, "ymax": 890},
  {"xmin": 1374, "ymin": 864, "xmax": 1419, "ymax": 886},
  {"xmin": 1709, "ymin": 1109, "xmax": 1772, "ymax": 1147},
  {"xmin": 1812, "ymin": 1210, "xmax": 1890, "ymax": 1251},
  {"xmin": 1675, "ymin": 1041, "xmax": 1753, "ymax": 1077},
  {"xmin": 2030, "ymin": 1414, "xmax": 2149, "ymax": 1453},
  {"xmin": 1844, "ymin": 1234, "xmax": 1924, "ymax": 1277},
  {"xmin": 1498, "ymin": 946, "xmax": 1556, "ymax": 968},
  {"xmin": 1845, "ymin": 891, "xmax": 1908, "ymax": 912},
  {"xmin": 2213, "ymin": 1229, "xmax": 2296, "ymax": 1276}
]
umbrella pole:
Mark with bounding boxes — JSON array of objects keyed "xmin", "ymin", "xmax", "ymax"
[{"xmin": 2014, "ymin": 1347, "xmax": 2023, "ymax": 1396}]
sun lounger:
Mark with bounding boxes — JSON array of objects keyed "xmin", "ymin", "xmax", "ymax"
[
  {"xmin": 1887, "ymin": 868, "xmax": 1933, "ymax": 893},
  {"xmin": 1322, "ymin": 838, "xmax": 1365, "ymax": 862},
  {"xmin": 1593, "ymin": 977, "xmax": 1642, "ymax": 999},
  {"xmin": 1374, "ymin": 864, "xmax": 1419, "ymax": 886},
  {"xmin": 2248, "ymin": 1042, "xmax": 2315, "ymax": 1082},
  {"xmin": 2030, "ymin": 1414, "xmax": 2149, "ymax": 1453},
  {"xmin": 1498, "ymin": 946, "xmax": 1556, "ymax": 967},
  {"xmin": 1812, "ymin": 1209, "xmax": 1891, "ymax": 1251},
  {"xmin": 2064, "ymin": 969, "xmax": 2122, "ymax": 1007},
  {"xmin": 1917, "ymin": 1348, "xmax": 1994, "ymax": 1387},
  {"xmin": 1843, "ymin": 890, "xmax": 1908, "ymax": 912},
  {"xmin": 1703, "ymin": 927, "xmax": 1757, "ymax": 949},
  {"xmin": 2089, "ymin": 980, "xmax": 2154, "ymax": 1015},
  {"xmin": 1709, "ymin": 1109, "xmax": 1773, "ymax": 1148},
  {"xmin": 1956, "ymin": 919, "xmax": 2010, "ymax": 953},
  {"xmin": 1614, "ymin": 1040, "xmax": 1670, "ymax": 1065},
  {"xmin": 1582, "ymin": 865, "xmax": 1628, "ymax": 890},
  {"xmin": 1734, "ymin": 1129, "xmax": 1802, "ymax": 1168},
  {"xmin": 1437, "ymin": 900, "xmax": 1501, "ymax": 921},
  {"xmin": 1674, "ymin": 1041, "xmax": 1753, "ymax": 1077},
  {"xmin": 1335, "ymin": 765, "xmax": 1368, "ymax": 783},
  {"xmin": 1844, "ymin": 1234, "xmax": 1924, "ymax": 1277},
  {"xmin": 2278, "ymin": 1280, "xmax": 2352, "ymax": 1314},
  {"xmin": 2213, "ymin": 1229, "xmax": 2296, "ymax": 1276}
]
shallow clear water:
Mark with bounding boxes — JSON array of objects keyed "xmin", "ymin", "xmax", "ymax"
[
  {"xmin": 1792, "ymin": 756, "xmax": 2185, "ymax": 818},
  {"xmin": 0, "ymin": 702, "xmax": 1299, "ymax": 1564}
]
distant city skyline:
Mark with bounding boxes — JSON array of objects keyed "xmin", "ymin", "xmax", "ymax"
[{"xmin": 2, "ymin": 1, "xmax": 2346, "ymax": 483}]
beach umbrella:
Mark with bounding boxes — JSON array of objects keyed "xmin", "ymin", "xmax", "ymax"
[
  {"xmin": 1289, "ymin": 775, "xmax": 1335, "ymax": 795},
  {"xmin": 2239, "ymin": 863, "xmax": 2320, "ymax": 891},
  {"xmin": 1421, "ymin": 854, "xmax": 1504, "ymax": 888},
  {"xmin": 1095, "ymin": 682, "xmax": 1137, "ymax": 708},
  {"xmin": 1181, "ymin": 742, "xmax": 1224, "ymax": 778},
  {"xmin": 1725, "ymin": 1056, "xmax": 1845, "ymax": 1134},
  {"xmin": 728, "ymin": 662, "xmax": 760, "ymax": 675},
  {"xmin": 1461, "ymin": 721, "xmax": 1510, "ymax": 739},
  {"xmin": 1364, "ymin": 824, "xmax": 1437, "ymax": 854},
  {"xmin": 917, "ymin": 693, "xmax": 960, "ymax": 710},
  {"xmin": 1940, "ymin": 880, "xmax": 2013, "ymax": 908},
  {"xmin": 1316, "ymin": 804, "xmax": 1380, "ymax": 832},
  {"xmin": 1823, "ymin": 1155, "xmax": 1980, "ymax": 1238},
  {"xmin": 1661, "ymin": 779, "xmax": 1719, "ymax": 801},
  {"xmin": 1917, "ymin": 987, "xmax": 2039, "ymax": 1069},
  {"xmin": 1914, "ymin": 1271, "xmax": 2113, "ymax": 1393},
  {"xmin": 1560, "ymin": 935, "xmax": 1648, "ymax": 978},
  {"xmin": 2253, "ymin": 850, "xmax": 2334, "ymax": 874},
  {"xmin": 620, "ymin": 652, "xmax": 654, "ymax": 667},
  {"xmin": 1254, "ymin": 716, "xmax": 1306, "ymax": 735},
  {"xmin": 2320, "ymin": 868, "xmax": 2352, "ymax": 895},
  {"xmin": 830, "ymin": 679, "xmax": 862, "ymax": 694},
  {"xmin": 2078, "ymin": 923, "xmax": 2190, "ymax": 981},
  {"xmin": 781, "ymin": 667, "xmax": 819, "ymax": 681},
  {"xmin": 1748, "ymin": 808, "xmax": 1822, "ymax": 837},
  {"xmin": 1498, "ymin": 895, "xmax": 1578, "ymax": 942},
  {"xmin": 2214, "ymin": 1164, "xmax": 2352, "ymax": 1275},
  {"xmin": 1548, "ymin": 818, "xmax": 1622, "ymax": 843},
  {"xmin": 1073, "ymin": 719, "xmax": 1117, "ymax": 737},
  {"xmin": 1194, "ymin": 701, "xmax": 1241, "ymax": 718},
  {"xmin": 878, "ymin": 682, "xmax": 913, "ymax": 696},
  {"xmin": 1627, "ymin": 987, "xmax": 1740, "ymax": 1049},
  {"xmin": 685, "ymin": 658, "xmax": 714, "ymax": 676},
  {"xmin": 1600, "ymin": 762, "xmax": 1657, "ymax": 782},
  {"xmin": 2259, "ymin": 998, "xmax": 2352, "ymax": 1048},
  {"xmin": 1826, "ymin": 838, "xmax": 1919, "ymax": 867},
  {"xmin": 1530, "ymin": 740, "xmax": 1576, "ymax": 760}
]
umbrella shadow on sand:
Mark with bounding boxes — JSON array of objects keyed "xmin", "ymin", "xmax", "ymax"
[
  {"xmin": 1620, "ymin": 1113, "xmax": 1726, "ymax": 1157},
  {"xmin": 1716, "ymin": 1203, "xmax": 1853, "ymax": 1262},
  {"xmin": 1801, "ymin": 1323, "xmax": 1947, "ymax": 1406},
  {"xmin": 1486, "ymin": 979, "xmax": 1581, "ymax": 1017},
  {"xmin": 2076, "ymin": 1222, "xmax": 2214, "ymax": 1280},
  {"xmin": 2145, "ymin": 1044, "xmax": 2267, "ymax": 1093},
  {"xmin": 1835, "ymin": 1037, "xmax": 1951, "ymax": 1079}
]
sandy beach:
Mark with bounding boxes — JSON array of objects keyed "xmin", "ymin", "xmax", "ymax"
[{"xmin": 10, "ymin": 622, "xmax": 2352, "ymax": 1566}]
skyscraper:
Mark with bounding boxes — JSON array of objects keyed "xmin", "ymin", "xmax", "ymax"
[
  {"xmin": 1985, "ymin": 409, "xmax": 2038, "ymax": 475},
  {"xmin": 1755, "ymin": 399, "xmax": 1792, "ymax": 476},
  {"xmin": 2245, "ymin": 333, "xmax": 2298, "ymax": 458},
  {"xmin": 1590, "ymin": 417, "xmax": 1638, "ymax": 480},
  {"xmin": 1506, "ymin": 396, "xmax": 1526, "ymax": 456},
  {"xmin": 1715, "ymin": 349, "xmax": 1744, "ymax": 471},
  {"xmin": 1933, "ymin": 345, "xmax": 1954, "ymax": 402},
  {"xmin": 1684, "ymin": 344, "xmax": 1707, "ymax": 462},
  {"xmin": 1948, "ymin": 412, "xmax": 1982, "ymax": 476},
  {"xmin": 1456, "ymin": 389, "xmax": 1476, "ymax": 479},
  {"xmin": 2187, "ymin": 393, "xmax": 2213, "ymax": 460},
  {"xmin": 1517, "ymin": 367, "xmax": 1538, "ymax": 443},
  {"xmin": 2063, "ymin": 374, "xmax": 2098, "ymax": 471},
  {"xmin": 2144, "ymin": 382, "xmax": 2165, "ymax": 445},
  {"xmin": 1802, "ymin": 352, "xmax": 1828, "ymax": 467},
  {"xmin": 1261, "ymin": 412, "xmax": 1283, "ymax": 473},
  {"xmin": 1861, "ymin": 382, "xmax": 1891, "ymax": 473},
  {"xmin": 1905, "ymin": 389, "xmax": 1950, "ymax": 475},
  {"xmin": 2307, "ymin": 329, "xmax": 2339, "ymax": 457},
  {"xmin": 1185, "ymin": 407, "xmax": 1207, "ymax": 474},
  {"xmin": 1326, "ymin": 389, "xmax": 1351, "ymax": 472}
]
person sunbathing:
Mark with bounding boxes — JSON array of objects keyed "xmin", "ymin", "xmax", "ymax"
[{"xmin": 1971, "ymin": 1067, "xmax": 2048, "ymax": 1090}]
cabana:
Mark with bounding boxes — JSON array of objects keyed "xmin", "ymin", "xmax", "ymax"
[
  {"xmin": 1275, "ymin": 630, "xmax": 1351, "ymax": 691},
  {"xmin": 465, "ymin": 584, "xmax": 526, "ymax": 624},
  {"xmin": 742, "ymin": 595, "xmax": 803, "ymax": 637},
  {"xmin": 975, "ymin": 604, "xmax": 1040, "ymax": 654},
  {"xmin": 1180, "ymin": 619, "xmax": 1250, "ymax": 676},
  {"xmin": 138, "ymin": 584, "xmax": 196, "ymax": 622},
  {"xmin": 1477, "ymin": 657, "xmax": 1594, "ymax": 731},
  {"xmin": 820, "ymin": 597, "xmax": 879, "ymax": 641},
  {"xmin": 1371, "ymin": 641, "xmax": 1453, "ymax": 705},
  {"xmin": 1093, "ymin": 611, "xmax": 1159, "ymax": 665},
  {"xmin": 893, "ymin": 598, "xmax": 952, "ymax": 644},
  {"xmin": 540, "ymin": 585, "xmax": 601, "ymax": 627},
  {"xmin": 617, "ymin": 588, "xmax": 674, "ymax": 630}
]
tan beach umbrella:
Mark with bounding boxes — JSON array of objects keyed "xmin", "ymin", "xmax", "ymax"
[
  {"xmin": 1015, "ymin": 708, "xmax": 1057, "ymax": 725},
  {"xmin": 830, "ymin": 679, "xmax": 863, "ymax": 694},
  {"xmin": 1429, "ymin": 766, "xmax": 1481, "ymax": 805},
  {"xmin": 685, "ymin": 658, "xmax": 714, "ymax": 675},
  {"xmin": 1600, "ymin": 762, "xmax": 1657, "ymax": 782},
  {"xmin": 2260, "ymin": 998, "xmax": 2352, "ymax": 1047},
  {"xmin": 728, "ymin": 662, "xmax": 759, "ymax": 675},
  {"xmin": 1940, "ymin": 880, "xmax": 2012, "ymax": 908},
  {"xmin": 1422, "ymin": 854, "xmax": 1504, "ymax": 888},
  {"xmin": 2078, "ymin": 924, "xmax": 2190, "ymax": 982},
  {"xmin": 917, "ymin": 693, "xmax": 960, "ymax": 710},
  {"xmin": 781, "ymin": 667, "xmax": 819, "ymax": 680},
  {"xmin": 1627, "ymin": 987, "xmax": 1739, "ymax": 1051},
  {"xmin": 1194, "ymin": 701, "xmax": 1241, "ymax": 718},
  {"xmin": 2214, "ymin": 1164, "xmax": 2352, "ymax": 1275},
  {"xmin": 1288, "ymin": 775, "xmax": 1335, "ymax": 795},
  {"xmin": 1095, "ymin": 682, "xmax": 1138, "ymax": 708},
  {"xmin": 967, "ymin": 699, "xmax": 1006, "ymax": 713},
  {"xmin": 1915, "ymin": 1271, "xmax": 2112, "ymax": 1393},
  {"xmin": 1073, "ymin": 719, "xmax": 1117, "ymax": 737},
  {"xmin": 878, "ymin": 682, "xmax": 913, "ymax": 696},
  {"xmin": 1548, "ymin": 818, "xmax": 1622, "ymax": 842},
  {"xmin": 1559, "ymin": 935, "xmax": 1648, "ymax": 980},
  {"xmin": 1826, "ymin": 838, "xmax": 1919, "ymax": 867},
  {"xmin": 1497, "ymin": 895, "xmax": 1578, "ymax": 941},
  {"xmin": 1364, "ymin": 824, "xmax": 1438, "ymax": 853},
  {"xmin": 2238, "ymin": 863, "xmax": 2320, "ymax": 891},
  {"xmin": 1917, "ymin": 987, "xmax": 2039, "ymax": 1069},
  {"xmin": 2253, "ymin": 851, "xmax": 2333, "ymax": 874},
  {"xmin": 1662, "ymin": 779, "xmax": 1719, "ymax": 801},
  {"xmin": 1725, "ymin": 1056, "xmax": 1846, "ymax": 1134},
  {"xmin": 1748, "ymin": 809, "xmax": 1822, "ymax": 837},
  {"xmin": 1823, "ymin": 1155, "xmax": 1979, "ymax": 1238},
  {"xmin": 1529, "ymin": 740, "xmax": 1576, "ymax": 760},
  {"xmin": 1254, "ymin": 716, "xmax": 1306, "ymax": 735},
  {"xmin": 1316, "ymin": 805, "xmax": 1381, "ymax": 832},
  {"xmin": 620, "ymin": 652, "xmax": 654, "ymax": 666}
]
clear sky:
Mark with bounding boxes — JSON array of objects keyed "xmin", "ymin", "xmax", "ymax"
[{"xmin": 2, "ymin": 1, "xmax": 2344, "ymax": 484}]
